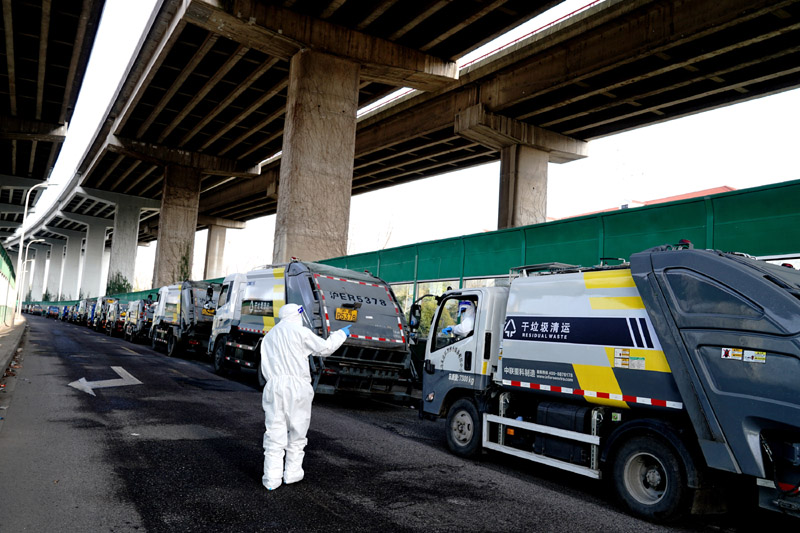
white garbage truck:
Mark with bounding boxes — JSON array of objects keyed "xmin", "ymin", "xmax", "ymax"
[
  {"xmin": 209, "ymin": 260, "xmax": 416, "ymax": 397},
  {"xmin": 418, "ymin": 244, "xmax": 800, "ymax": 521},
  {"xmin": 150, "ymin": 281, "xmax": 221, "ymax": 356}
]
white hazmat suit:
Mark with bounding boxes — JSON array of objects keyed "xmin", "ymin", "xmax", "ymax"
[
  {"xmin": 445, "ymin": 301, "xmax": 475, "ymax": 337},
  {"xmin": 260, "ymin": 303, "xmax": 348, "ymax": 490}
]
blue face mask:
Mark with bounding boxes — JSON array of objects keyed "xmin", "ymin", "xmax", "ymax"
[{"xmin": 297, "ymin": 306, "xmax": 304, "ymax": 314}]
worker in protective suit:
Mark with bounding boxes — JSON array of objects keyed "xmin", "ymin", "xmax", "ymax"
[
  {"xmin": 260, "ymin": 303, "xmax": 351, "ymax": 491},
  {"xmin": 443, "ymin": 301, "xmax": 475, "ymax": 337}
]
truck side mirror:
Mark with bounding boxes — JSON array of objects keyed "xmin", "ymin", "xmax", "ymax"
[{"xmin": 409, "ymin": 303, "xmax": 421, "ymax": 332}]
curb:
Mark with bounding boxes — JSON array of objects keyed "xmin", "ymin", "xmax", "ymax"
[{"xmin": 0, "ymin": 318, "xmax": 27, "ymax": 375}]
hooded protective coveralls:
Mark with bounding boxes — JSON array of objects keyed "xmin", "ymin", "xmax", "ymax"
[
  {"xmin": 444, "ymin": 301, "xmax": 475, "ymax": 337},
  {"xmin": 260, "ymin": 303, "xmax": 348, "ymax": 490}
]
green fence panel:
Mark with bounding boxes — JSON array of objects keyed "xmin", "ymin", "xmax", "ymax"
[
  {"xmin": 417, "ymin": 239, "xmax": 463, "ymax": 280},
  {"xmin": 524, "ymin": 217, "xmax": 600, "ymax": 267},
  {"xmin": 338, "ymin": 252, "xmax": 379, "ymax": 275},
  {"xmin": 712, "ymin": 182, "xmax": 800, "ymax": 256},
  {"xmin": 378, "ymin": 245, "xmax": 417, "ymax": 282},
  {"xmin": 603, "ymin": 201, "xmax": 709, "ymax": 260},
  {"xmin": 463, "ymin": 229, "xmax": 524, "ymax": 278}
]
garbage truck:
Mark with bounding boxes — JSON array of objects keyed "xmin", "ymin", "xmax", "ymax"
[
  {"xmin": 209, "ymin": 260, "xmax": 416, "ymax": 397},
  {"xmin": 124, "ymin": 299, "xmax": 155, "ymax": 343},
  {"xmin": 150, "ymin": 281, "xmax": 221, "ymax": 356},
  {"xmin": 418, "ymin": 244, "xmax": 800, "ymax": 521}
]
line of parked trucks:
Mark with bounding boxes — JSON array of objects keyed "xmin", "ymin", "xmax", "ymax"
[{"xmin": 22, "ymin": 246, "xmax": 800, "ymax": 521}]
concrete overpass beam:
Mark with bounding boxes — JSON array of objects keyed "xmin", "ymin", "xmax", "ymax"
[
  {"xmin": 455, "ymin": 104, "xmax": 588, "ymax": 228},
  {"xmin": 273, "ymin": 50, "xmax": 359, "ymax": 263},
  {"xmin": 152, "ymin": 165, "xmax": 201, "ymax": 287}
]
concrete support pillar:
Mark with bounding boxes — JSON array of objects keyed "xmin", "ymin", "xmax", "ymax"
[
  {"xmin": 273, "ymin": 50, "xmax": 360, "ymax": 263},
  {"xmin": 30, "ymin": 244, "xmax": 49, "ymax": 301},
  {"xmin": 101, "ymin": 246, "xmax": 111, "ymax": 294},
  {"xmin": 108, "ymin": 202, "xmax": 141, "ymax": 289},
  {"xmin": 80, "ymin": 224, "xmax": 107, "ymax": 298},
  {"xmin": 203, "ymin": 225, "xmax": 226, "ymax": 279},
  {"xmin": 498, "ymin": 144, "xmax": 549, "ymax": 229},
  {"xmin": 44, "ymin": 238, "xmax": 66, "ymax": 300},
  {"xmin": 152, "ymin": 165, "xmax": 201, "ymax": 287},
  {"xmin": 56, "ymin": 214, "xmax": 113, "ymax": 298},
  {"xmin": 454, "ymin": 104, "xmax": 588, "ymax": 230},
  {"xmin": 77, "ymin": 188, "xmax": 160, "ymax": 292},
  {"xmin": 45, "ymin": 226, "xmax": 85, "ymax": 301},
  {"xmin": 61, "ymin": 233, "xmax": 83, "ymax": 300}
]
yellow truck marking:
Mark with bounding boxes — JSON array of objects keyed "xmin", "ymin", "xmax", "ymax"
[
  {"xmin": 583, "ymin": 270, "xmax": 636, "ymax": 289},
  {"xmin": 589, "ymin": 296, "xmax": 645, "ymax": 310}
]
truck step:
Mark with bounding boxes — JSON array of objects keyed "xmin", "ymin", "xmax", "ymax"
[{"xmin": 482, "ymin": 414, "xmax": 601, "ymax": 479}]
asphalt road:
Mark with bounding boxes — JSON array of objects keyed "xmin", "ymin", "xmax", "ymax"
[{"xmin": 0, "ymin": 315, "xmax": 795, "ymax": 532}]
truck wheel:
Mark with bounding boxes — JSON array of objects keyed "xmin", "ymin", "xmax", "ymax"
[
  {"xmin": 150, "ymin": 333, "xmax": 157, "ymax": 351},
  {"xmin": 446, "ymin": 398, "xmax": 482, "ymax": 458},
  {"xmin": 213, "ymin": 339, "xmax": 227, "ymax": 375},
  {"xmin": 166, "ymin": 333, "xmax": 179, "ymax": 357},
  {"xmin": 612, "ymin": 435, "xmax": 689, "ymax": 522}
]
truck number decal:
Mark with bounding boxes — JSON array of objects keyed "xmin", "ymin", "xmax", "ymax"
[{"xmin": 327, "ymin": 291, "xmax": 387, "ymax": 307}]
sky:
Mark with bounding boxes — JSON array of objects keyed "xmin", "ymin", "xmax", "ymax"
[{"xmin": 12, "ymin": 0, "xmax": 800, "ymax": 292}]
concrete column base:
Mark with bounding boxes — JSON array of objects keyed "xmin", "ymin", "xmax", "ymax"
[
  {"xmin": 273, "ymin": 50, "xmax": 360, "ymax": 263},
  {"xmin": 498, "ymin": 144, "xmax": 548, "ymax": 229},
  {"xmin": 152, "ymin": 165, "xmax": 201, "ymax": 288}
]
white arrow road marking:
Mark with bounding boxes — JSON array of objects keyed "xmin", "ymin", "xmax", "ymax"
[{"xmin": 68, "ymin": 366, "xmax": 142, "ymax": 396}]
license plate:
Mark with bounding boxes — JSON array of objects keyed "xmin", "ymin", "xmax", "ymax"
[{"xmin": 335, "ymin": 308, "xmax": 358, "ymax": 322}]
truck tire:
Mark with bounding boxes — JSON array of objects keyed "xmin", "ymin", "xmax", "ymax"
[
  {"xmin": 150, "ymin": 332, "xmax": 157, "ymax": 351},
  {"xmin": 166, "ymin": 333, "xmax": 179, "ymax": 357},
  {"xmin": 446, "ymin": 398, "xmax": 482, "ymax": 458},
  {"xmin": 213, "ymin": 338, "xmax": 227, "ymax": 375},
  {"xmin": 612, "ymin": 435, "xmax": 689, "ymax": 522}
]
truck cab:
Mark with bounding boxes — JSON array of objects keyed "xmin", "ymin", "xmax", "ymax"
[{"xmin": 420, "ymin": 287, "xmax": 506, "ymax": 419}]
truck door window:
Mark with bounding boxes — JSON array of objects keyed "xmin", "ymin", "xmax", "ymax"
[
  {"xmin": 218, "ymin": 284, "xmax": 229, "ymax": 307},
  {"xmin": 432, "ymin": 297, "xmax": 477, "ymax": 351}
]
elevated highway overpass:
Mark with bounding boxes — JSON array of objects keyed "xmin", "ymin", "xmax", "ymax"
[{"xmin": 4, "ymin": 0, "xmax": 800, "ymax": 300}]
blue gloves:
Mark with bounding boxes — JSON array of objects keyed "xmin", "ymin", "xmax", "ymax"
[
  {"xmin": 341, "ymin": 325, "xmax": 352, "ymax": 336},
  {"xmin": 442, "ymin": 326, "xmax": 453, "ymax": 335}
]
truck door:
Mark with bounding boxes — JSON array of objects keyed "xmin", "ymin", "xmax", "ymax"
[
  {"xmin": 431, "ymin": 296, "xmax": 479, "ymax": 373},
  {"xmin": 422, "ymin": 293, "xmax": 485, "ymax": 417}
]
